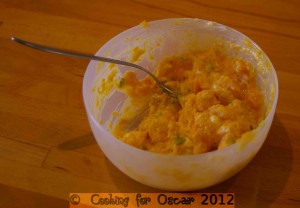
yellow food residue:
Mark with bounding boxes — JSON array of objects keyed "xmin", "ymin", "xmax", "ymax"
[
  {"xmin": 131, "ymin": 47, "xmax": 145, "ymax": 62},
  {"xmin": 113, "ymin": 48, "xmax": 264, "ymax": 155},
  {"xmin": 140, "ymin": 20, "xmax": 149, "ymax": 28}
]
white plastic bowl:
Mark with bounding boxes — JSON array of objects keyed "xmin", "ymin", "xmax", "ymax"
[{"xmin": 83, "ymin": 18, "xmax": 278, "ymax": 191}]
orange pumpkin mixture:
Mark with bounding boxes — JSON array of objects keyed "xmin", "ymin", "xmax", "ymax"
[{"xmin": 113, "ymin": 48, "xmax": 264, "ymax": 155}]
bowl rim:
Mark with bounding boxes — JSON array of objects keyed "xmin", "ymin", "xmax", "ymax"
[{"xmin": 82, "ymin": 18, "xmax": 279, "ymax": 158}]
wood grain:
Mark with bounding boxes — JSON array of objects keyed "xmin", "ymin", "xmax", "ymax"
[{"xmin": 0, "ymin": 0, "xmax": 299, "ymax": 207}]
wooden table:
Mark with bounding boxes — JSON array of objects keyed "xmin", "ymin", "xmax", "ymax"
[{"xmin": 0, "ymin": 1, "xmax": 299, "ymax": 207}]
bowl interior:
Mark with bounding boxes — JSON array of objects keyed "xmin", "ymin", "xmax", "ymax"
[{"xmin": 86, "ymin": 19, "xmax": 276, "ymax": 130}]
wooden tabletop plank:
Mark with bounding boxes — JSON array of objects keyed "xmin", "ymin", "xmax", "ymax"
[
  {"xmin": 0, "ymin": 136, "xmax": 48, "ymax": 166},
  {"xmin": 0, "ymin": 183, "xmax": 68, "ymax": 208},
  {"xmin": 134, "ymin": 0, "xmax": 300, "ymax": 38}
]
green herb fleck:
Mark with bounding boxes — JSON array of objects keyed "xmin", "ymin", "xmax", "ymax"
[
  {"xmin": 205, "ymin": 63, "xmax": 214, "ymax": 71},
  {"xmin": 119, "ymin": 78, "xmax": 125, "ymax": 88},
  {"xmin": 175, "ymin": 135, "xmax": 185, "ymax": 145},
  {"xmin": 179, "ymin": 57, "xmax": 185, "ymax": 63}
]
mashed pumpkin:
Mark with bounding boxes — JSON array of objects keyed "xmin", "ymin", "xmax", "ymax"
[{"xmin": 113, "ymin": 48, "xmax": 264, "ymax": 155}]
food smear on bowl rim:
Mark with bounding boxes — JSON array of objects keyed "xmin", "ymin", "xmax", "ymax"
[
  {"xmin": 113, "ymin": 48, "xmax": 265, "ymax": 155},
  {"xmin": 131, "ymin": 47, "xmax": 145, "ymax": 62},
  {"xmin": 139, "ymin": 20, "xmax": 149, "ymax": 28}
]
